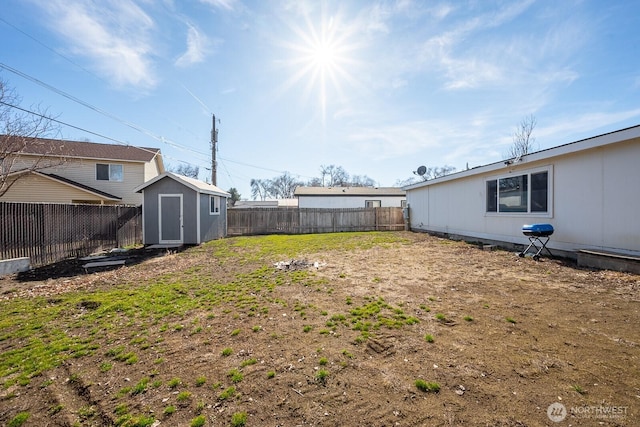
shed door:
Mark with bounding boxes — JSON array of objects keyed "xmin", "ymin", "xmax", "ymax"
[{"xmin": 159, "ymin": 194, "xmax": 183, "ymax": 244}]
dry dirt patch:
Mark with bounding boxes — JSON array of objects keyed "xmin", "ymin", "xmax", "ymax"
[{"xmin": 1, "ymin": 232, "xmax": 638, "ymax": 426}]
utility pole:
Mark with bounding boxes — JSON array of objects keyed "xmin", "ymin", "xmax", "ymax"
[{"xmin": 211, "ymin": 114, "xmax": 218, "ymax": 185}]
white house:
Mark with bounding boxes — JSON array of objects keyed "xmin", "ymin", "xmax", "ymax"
[
  {"xmin": 403, "ymin": 125, "xmax": 640, "ymax": 258},
  {"xmin": 295, "ymin": 186, "xmax": 406, "ymax": 209}
]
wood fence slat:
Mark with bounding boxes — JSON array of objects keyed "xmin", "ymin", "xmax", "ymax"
[{"xmin": 0, "ymin": 202, "xmax": 141, "ymax": 267}]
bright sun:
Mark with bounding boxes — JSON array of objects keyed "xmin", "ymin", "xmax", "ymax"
[{"xmin": 279, "ymin": 11, "xmax": 360, "ymax": 124}]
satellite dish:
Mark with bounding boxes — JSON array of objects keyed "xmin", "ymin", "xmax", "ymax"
[{"xmin": 416, "ymin": 165, "xmax": 427, "ymax": 176}]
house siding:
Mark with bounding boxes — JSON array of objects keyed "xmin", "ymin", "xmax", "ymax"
[
  {"xmin": 406, "ymin": 134, "xmax": 640, "ymax": 256},
  {"xmin": 1, "ymin": 173, "xmax": 109, "ymax": 204},
  {"xmin": 298, "ymin": 195, "xmax": 405, "ymax": 209}
]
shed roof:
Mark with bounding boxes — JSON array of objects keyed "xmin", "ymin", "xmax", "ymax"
[
  {"xmin": 294, "ymin": 186, "xmax": 405, "ymax": 197},
  {"xmin": 5, "ymin": 135, "xmax": 161, "ymax": 163},
  {"xmin": 134, "ymin": 172, "xmax": 230, "ymax": 197}
]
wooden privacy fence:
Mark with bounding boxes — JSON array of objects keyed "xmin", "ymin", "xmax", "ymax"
[
  {"xmin": 0, "ymin": 202, "xmax": 141, "ymax": 267},
  {"xmin": 227, "ymin": 207, "xmax": 405, "ymax": 236}
]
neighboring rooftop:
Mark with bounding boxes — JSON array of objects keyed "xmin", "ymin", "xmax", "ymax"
[
  {"xmin": 5, "ymin": 135, "xmax": 161, "ymax": 163},
  {"xmin": 295, "ymin": 186, "xmax": 406, "ymax": 196}
]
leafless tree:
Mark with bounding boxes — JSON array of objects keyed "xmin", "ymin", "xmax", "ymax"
[
  {"xmin": 505, "ymin": 115, "xmax": 537, "ymax": 160},
  {"xmin": 269, "ymin": 172, "xmax": 303, "ymax": 199},
  {"xmin": 250, "ymin": 178, "xmax": 270, "ymax": 201},
  {"xmin": 320, "ymin": 164, "xmax": 349, "ymax": 187},
  {"xmin": 167, "ymin": 163, "xmax": 199, "ymax": 179},
  {"xmin": 1, "ymin": 77, "xmax": 61, "ymax": 197}
]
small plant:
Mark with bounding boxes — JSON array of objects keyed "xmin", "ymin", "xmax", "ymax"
[
  {"xmin": 435, "ymin": 313, "xmax": 447, "ymax": 322},
  {"xmin": 218, "ymin": 386, "xmax": 236, "ymax": 400},
  {"xmin": 177, "ymin": 391, "xmax": 192, "ymax": 403},
  {"xmin": 49, "ymin": 404, "xmax": 63, "ymax": 415},
  {"xmin": 231, "ymin": 329, "xmax": 241, "ymax": 336},
  {"xmin": 100, "ymin": 362, "xmax": 113, "ymax": 372},
  {"xmin": 318, "ymin": 357, "xmax": 328, "ymax": 365},
  {"xmin": 168, "ymin": 377, "xmax": 182, "ymax": 389},
  {"xmin": 415, "ymin": 379, "xmax": 440, "ymax": 393},
  {"xmin": 240, "ymin": 358, "xmax": 257, "ymax": 367},
  {"xmin": 163, "ymin": 405, "xmax": 176, "ymax": 416},
  {"xmin": 231, "ymin": 411, "xmax": 248, "ymax": 427},
  {"xmin": 506, "ymin": 317, "xmax": 517, "ymax": 324},
  {"xmin": 267, "ymin": 370, "xmax": 276, "ymax": 379},
  {"xmin": 195, "ymin": 376, "xmax": 206, "ymax": 387},
  {"xmin": 196, "ymin": 400, "xmax": 205, "ymax": 413},
  {"xmin": 463, "ymin": 316, "xmax": 473, "ymax": 322},
  {"xmin": 131, "ymin": 377, "xmax": 149, "ymax": 395},
  {"xmin": 572, "ymin": 384, "xmax": 586, "ymax": 395},
  {"xmin": 315, "ymin": 369, "xmax": 329, "ymax": 384},
  {"xmin": 8, "ymin": 412, "xmax": 30, "ymax": 427},
  {"xmin": 221, "ymin": 347, "xmax": 233, "ymax": 356},
  {"xmin": 341, "ymin": 349, "xmax": 353, "ymax": 358},
  {"xmin": 424, "ymin": 334, "xmax": 434, "ymax": 343},
  {"xmin": 228, "ymin": 368, "xmax": 243, "ymax": 383},
  {"xmin": 252, "ymin": 325, "xmax": 261, "ymax": 332},
  {"xmin": 191, "ymin": 415, "xmax": 206, "ymax": 427},
  {"xmin": 303, "ymin": 325, "xmax": 313, "ymax": 333}
]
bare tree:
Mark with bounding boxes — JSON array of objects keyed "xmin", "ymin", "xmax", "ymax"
[
  {"xmin": 167, "ymin": 163, "xmax": 199, "ymax": 179},
  {"xmin": 505, "ymin": 115, "xmax": 537, "ymax": 160},
  {"xmin": 320, "ymin": 164, "xmax": 349, "ymax": 187},
  {"xmin": 250, "ymin": 178, "xmax": 270, "ymax": 201},
  {"xmin": 269, "ymin": 172, "xmax": 303, "ymax": 199},
  {"xmin": 1, "ymin": 77, "xmax": 61, "ymax": 197}
]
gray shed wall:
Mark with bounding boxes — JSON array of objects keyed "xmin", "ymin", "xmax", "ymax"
[{"xmin": 198, "ymin": 193, "xmax": 227, "ymax": 241}]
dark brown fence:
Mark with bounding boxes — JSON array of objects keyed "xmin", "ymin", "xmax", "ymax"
[
  {"xmin": 227, "ymin": 207, "xmax": 405, "ymax": 236},
  {"xmin": 0, "ymin": 202, "xmax": 141, "ymax": 267}
]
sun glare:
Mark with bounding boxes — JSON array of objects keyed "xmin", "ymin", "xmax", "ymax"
[{"xmin": 278, "ymin": 10, "xmax": 360, "ymax": 125}]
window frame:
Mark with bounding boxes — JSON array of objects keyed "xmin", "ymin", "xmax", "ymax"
[
  {"xmin": 365, "ymin": 200, "xmax": 381, "ymax": 208},
  {"xmin": 485, "ymin": 166, "xmax": 553, "ymax": 217},
  {"xmin": 96, "ymin": 163, "xmax": 123, "ymax": 182},
  {"xmin": 209, "ymin": 195, "xmax": 221, "ymax": 215}
]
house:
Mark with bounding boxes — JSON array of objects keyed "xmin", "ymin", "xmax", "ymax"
[
  {"xmin": 403, "ymin": 125, "xmax": 640, "ymax": 259},
  {"xmin": 134, "ymin": 172, "xmax": 230, "ymax": 245},
  {"xmin": 232, "ymin": 199, "xmax": 298, "ymax": 208},
  {"xmin": 0, "ymin": 136, "xmax": 164, "ymax": 205},
  {"xmin": 295, "ymin": 186, "xmax": 406, "ymax": 209}
]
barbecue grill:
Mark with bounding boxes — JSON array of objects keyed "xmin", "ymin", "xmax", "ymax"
[{"xmin": 518, "ymin": 223, "xmax": 554, "ymax": 260}]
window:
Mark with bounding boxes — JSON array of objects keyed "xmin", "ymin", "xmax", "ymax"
[
  {"xmin": 365, "ymin": 200, "xmax": 381, "ymax": 208},
  {"xmin": 96, "ymin": 164, "xmax": 123, "ymax": 181},
  {"xmin": 210, "ymin": 195, "xmax": 220, "ymax": 215},
  {"xmin": 486, "ymin": 168, "xmax": 550, "ymax": 214}
]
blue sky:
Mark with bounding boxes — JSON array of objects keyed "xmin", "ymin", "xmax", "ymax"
[{"xmin": 2, "ymin": 0, "xmax": 639, "ymax": 199}]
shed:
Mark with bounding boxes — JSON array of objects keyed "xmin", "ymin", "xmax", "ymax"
[
  {"xmin": 402, "ymin": 125, "xmax": 640, "ymax": 259},
  {"xmin": 134, "ymin": 172, "xmax": 230, "ymax": 245}
]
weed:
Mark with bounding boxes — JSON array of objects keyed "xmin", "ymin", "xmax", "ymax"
[
  {"xmin": 228, "ymin": 369, "xmax": 243, "ymax": 383},
  {"xmin": 163, "ymin": 406, "xmax": 176, "ymax": 416},
  {"xmin": 131, "ymin": 377, "xmax": 149, "ymax": 395},
  {"xmin": 196, "ymin": 400, "xmax": 205, "ymax": 413},
  {"xmin": 168, "ymin": 378, "xmax": 182, "ymax": 389},
  {"xmin": 195, "ymin": 376, "xmax": 206, "ymax": 386},
  {"xmin": 252, "ymin": 325, "xmax": 261, "ymax": 332},
  {"xmin": 218, "ymin": 386, "xmax": 236, "ymax": 400},
  {"xmin": 231, "ymin": 411, "xmax": 248, "ymax": 427},
  {"xmin": 315, "ymin": 369, "xmax": 329, "ymax": 384},
  {"xmin": 221, "ymin": 347, "xmax": 233, "ymax": 357},
  {"xmin": 190, "ymin": 415, "xmax": 206, "ymax": 427},
  {"xmin": 319, "ymin": 357, "xmax": 328, "ymax": 365},
  {"xmin": 8, "ymin": 412, "xmax": 29, "ymax": 427},
  {"xmin": 415, "ymin": 379, "xmax": 440, "ymax": 393},
  {"xmin": 463, "ymin": 316, "xmax": 474, "ymax": 322},
  {"xmin": 231, "ymin": 329, "xmax": 241, "ymax": 336},
  {"xmin": 303, "ymin": 325, "xmax": 313, "ymax": 333},
  {"xmin": 435, "ymin": 313, "xmax": 447, "ymax": 322},
  {"xmin": 506, "ymin": 317, "xmax": 517, "ymax": 324},
  {"xmin": 424, "ymin": 334, "xmax": 434, "ymax": 343},
  {"xmin": 346, "ymin": 296, "xmax": 353, "ymax": 305},
  {"xmin": 100, "ymin": 362, "xmax": 113, "ymax": 372},
  {"xmin": 240, "ymin": 358, "xmax": 257, "ymax": 367},
  {"xmin": 419, "ymin": 304, "xmax": 431, "ymax": 312},
  {"xmin": 572, "ymin": 384, "xmax": 586, "ymax": 395},
  {"xmin": 267, "ymin": 370, "xmax": 276, "ymax": 379},
  {"xmin": 341, "ymin": 349, "xmax": 353, "ymax": 358},
  {"xmin": 177, "ymin": 391, "xmax": 192, "ymax": 403},
  {"xmin": 49, "ymin": 404, "xmax": 63, "ymax": 415}
]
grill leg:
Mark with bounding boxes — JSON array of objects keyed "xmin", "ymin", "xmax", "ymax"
[{"xmin": 519, "ymin": 236, "xmax": 553, "ymax": 260}]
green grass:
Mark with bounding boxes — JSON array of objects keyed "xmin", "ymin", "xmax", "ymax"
[
  {"xmin": 315, "ymin": 369, "xmax": 329, "ymax": 384},
  {"xmin": 415, "ymin": 379, "xmax": 440, "ymax": 393},
  {"xmin": 7, "ymin": 412, "xmax": 30, "ymax": 427},
  {"xmin": 506, "ymin": 317, "xmax": 517, "ymax": 324},
  {"xmin": 231, "ymin": 411, "xmax": 248, "ymax": 427},
  {"xmin": 0, "ymin": 232, "xmax": 410, "ymax": 388},
  {"xmin": 221, "ymin": 347, "xmax": 233, "ymax": 357},
  {"xmin": 190, "ymin": 415, "xmax": 206, "ymax": 427},
  {"xmin": 218, "ymin": 386, "xmax": 236, "ymax": 400},
  {"xmin": 424, "ymin": 334, "xmax": 434, "ymax": 343}
]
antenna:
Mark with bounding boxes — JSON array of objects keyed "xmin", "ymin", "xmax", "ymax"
[{"xmin": 415, "ymin": 165, "xmax": 427, "ymax": 176}]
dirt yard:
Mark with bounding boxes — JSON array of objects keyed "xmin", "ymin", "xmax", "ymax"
[{"xmin": 1, "ymin": 231, "xmax": 638, "ymax": 426}]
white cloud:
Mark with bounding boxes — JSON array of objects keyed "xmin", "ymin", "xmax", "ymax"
[
  {"xmin": 175, "ymin": 24, "xmax": 209, "ymax": 67},
  {"xmin": 35, "ymin": 0, "xmax": 157, "ymax": 89}
]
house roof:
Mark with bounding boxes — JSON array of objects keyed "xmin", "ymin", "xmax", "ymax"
[
  {"xmin": 134, "ymin": 172, "xmax": 230, "ymax": 197},
  {"xmin": 403, "ymin": 124, "xmax": 640, "ymax": 191},
  {"xmin": 7, "ymin": 170, "xmax": 122, "ymax": 201},
  {"xmin": 6, "ymin": 135, "xmax": 161, "ymax": 163},
  {"xmin": 294, "ymin": 186, "xmax": 406, "ymax": 197}
]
